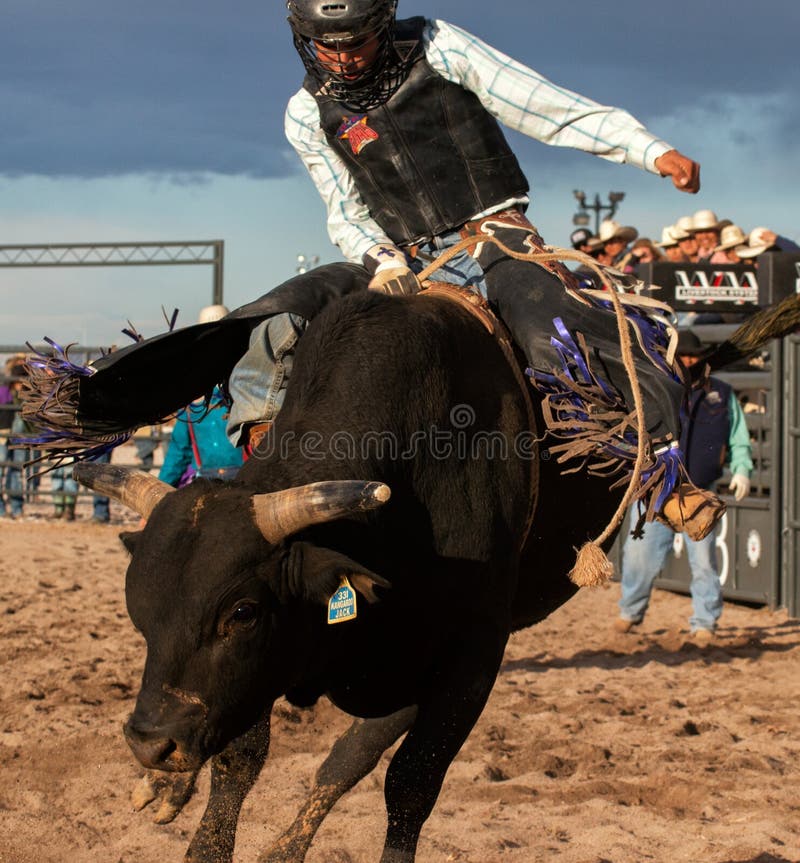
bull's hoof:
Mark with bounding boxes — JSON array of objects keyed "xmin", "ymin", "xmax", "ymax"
[{"xmin": 131, "ymin": 768, "xmax": 198, "ymax": 824}]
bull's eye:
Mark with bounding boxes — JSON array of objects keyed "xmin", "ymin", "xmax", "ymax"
[{"xmin": 227, "ymin": 602, "xmax": 259, "ymax": 629}]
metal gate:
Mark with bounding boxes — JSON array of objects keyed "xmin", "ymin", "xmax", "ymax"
[{"xmin": 783, "ymin": 333, "xmax": 800, "ymax": 616}]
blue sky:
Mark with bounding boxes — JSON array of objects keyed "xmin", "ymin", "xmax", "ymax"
[{"xmin": 1, "ymin": 0, "xmax": 798, "ymax": 346}]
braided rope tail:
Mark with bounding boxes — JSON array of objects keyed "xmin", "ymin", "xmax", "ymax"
[{"xmin": 417, "ymin": 236, "xmax": 647, "ymax": 586}]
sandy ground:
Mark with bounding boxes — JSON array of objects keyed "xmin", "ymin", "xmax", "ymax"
[{"xmin": 1, "ymin": 514, "xmax": 799, "ymax": 863}]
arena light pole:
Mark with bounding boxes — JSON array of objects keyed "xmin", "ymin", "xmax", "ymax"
[
  {"xmin": 572, "ymin": 190, "xmax": 625, "ymax": 236},
  {"xmin": 296, "ymin": 253, "xmax": 320, "ymax": 274}
]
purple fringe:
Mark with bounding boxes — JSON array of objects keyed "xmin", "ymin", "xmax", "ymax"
[
  {"xmin": 529, "ymin": 316, "xmax": 686, "ymax": 526},
  {"xmin": 14, "ymin": 338, "xmax": 131, "ymax": 471},
  {"xmin": 17, "ymin": 312, "xmax": 184, "ymax": 471},
  {"xmin": 584, "ymin": 294, "xmax": 679, "ymax": 381}
]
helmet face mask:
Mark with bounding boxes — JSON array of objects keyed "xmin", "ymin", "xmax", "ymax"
[{"xmin": 287, "ymin": 0, "xmax": 410, "ymax": 110}]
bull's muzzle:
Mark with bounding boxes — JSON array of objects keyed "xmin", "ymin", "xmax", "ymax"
[{"xmin": 123, "ymin": 707, "xmax": 206, "ymax": 772}]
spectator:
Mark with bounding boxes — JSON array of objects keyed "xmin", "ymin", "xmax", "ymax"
[
  {"xmin": 90, "ymin": 451, "xmax": 112, "ymax": 523},
  {"xmin": 586, "ymin": 219, "xmax": 639, "ymax": 270},
  {"xmin": 3, "ymin": 364, "xmax": 32, "ymax": 519},
  {"xmin": 133, "ymin": 425, "xmax": 163, "ymax": 472},
  {"xmin": 0, "ymin": 361, "xmax": 14, "ymax": 518},
  {"xmin": 614, "ymin": 330, "xmax": 754, "ymax": 646},
  {"xmin": 629, "ymin": 237, "xmax": 665, "ymax": 270},
  {"xmin": 158, "ymin": 305, "xmax": 243, "ymax": 488},
  {"xmin": 692, "ymin": 209, "xmax": 727, "ymax": 262},
  {"xmin": 569, "ymin": 227, "xmax": 594, "ymax": 254},
  {"xmin": 158, "ymin": 387, "xmax": 243, "ymax": 487},
  {"xmin": 655, "ymin": 226, "xmax": 688, "ymax": 263},
  {"xmin": 673, "ymin": 216, "xmax": 699, "ymax": 262},
  {"xmin": 710, "ymin": 224, "xmax": 748, "ymax": 264},
  {"xmin": 570, "ymin": 234, "xmax": 605, "ymax": 289},
  {"xmin": 735, "ymin": 226, "xmax": 800, "ymax": 260},
  {"xmin": 50, "ymin": 464, "xmax": 78, "ymax": 520}
]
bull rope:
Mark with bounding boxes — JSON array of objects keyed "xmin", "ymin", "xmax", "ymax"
[{"xmin": 416, "ymin": 235, "xmax": 648, "ymax": 585}]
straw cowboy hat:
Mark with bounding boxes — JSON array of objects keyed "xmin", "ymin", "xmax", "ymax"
[
  {"xmin": 713, "ymin": 224, "xmax": 747, "ymax": 252},
  {"xmin": 672, "ymin": 215, "xmax": 695, "ymax": 240},
  {"xmin": 655, "ymin": 226, "xmax": 680, "ymax": 248},
  {"xmin": 587, "ymin": 219, "xmax": 638, "ymax": 249},
  {"xmin": 735, "ymin": 226, "xmax": 778, "ymax": 259},
  {"xmin": 691, "ymin": 209, "xmax": 726, "ymax": 232}
]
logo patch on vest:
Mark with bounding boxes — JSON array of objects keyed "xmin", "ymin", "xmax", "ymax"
[{"xmin": 337, "ymin": 115, "xmax": 379, "ymax": 155}]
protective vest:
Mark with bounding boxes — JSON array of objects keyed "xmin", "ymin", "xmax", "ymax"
[
  {"xmin": 680, "ymin": 378, "xmax": 733, "ymax": 489},
  {"xmin": 306, "ymin": 17, "xmax": 530, "ymax": 247}
]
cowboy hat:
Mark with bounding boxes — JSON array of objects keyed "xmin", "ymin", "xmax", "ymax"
[
  {"xmin": 691, "ymin": 209, "xmax": 726, "ymax": 232},
  {"xmin": 672, "ymin": 216, "xmax": 695, "ymax": 240},
  {"xmin": 655, "ymin": 226, "xmax": 680, "ymax": 248},
  {"xmin": 198, "ymin": 304, "xmax": 230, "ymax": 324},
  {"xmin": 586, "ymin": 219, "xmax": 638, "ymax": 249},
  {"xmin": 736, "ymin": 226, "xmax": 778, "ymax": 259},
  {"xmin": 713, "ymin": 224, "xmax": 747, "ymax": 252},
  {"xmin": 676, "ymin": 329, "xmax": 708, "ymax": 357}
]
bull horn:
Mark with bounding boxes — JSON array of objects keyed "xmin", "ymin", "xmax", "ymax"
[
  {"xmin": 73, "ymin": 462, "xmax": 174, "ymax": 519},
  {"xmin": 251, "ymin": 480, "xmax": 391, "ymax": 544}
]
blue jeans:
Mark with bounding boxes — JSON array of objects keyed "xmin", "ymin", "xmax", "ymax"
[
  {"xmin": 0, "ymin": 440, "xmax": 6, "ymax": 515},
  {"xmin": 410, "ymin": 230, "xmax": 489, "ymax": 296},
  {"xmin": 93, "ymin": 495, "xmax": 110, "ymax": 521},
  {"xmin": 91, "ymin": 452, "xmax": 111, "ymax": 521},
  {"xmin": 619, "ymin": 516, "xmax": 723, "ymax": 632},
  {"xmin": 3, "ymin": 443, "xmax": 28, "ymax": 516},
  {"xmin": 50, "ymin": 465, "xmax": 78, "ymax": 504},
  {"xmin": 227, "ymin": 312, "xmax": 307, "ymax": 445}
]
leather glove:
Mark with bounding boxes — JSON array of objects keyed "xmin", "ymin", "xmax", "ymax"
[
  {"xmin": 368, "ymin": 266, "xmax": 421, "ymax": 296},
  {"xmin": 728, "ymin": 474, "xmax": 751, "ymax": 501}
]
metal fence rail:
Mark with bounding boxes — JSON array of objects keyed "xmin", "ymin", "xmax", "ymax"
[{"xmin": 0, "ymin": 239, "xmax": 224, "ymax": 305}]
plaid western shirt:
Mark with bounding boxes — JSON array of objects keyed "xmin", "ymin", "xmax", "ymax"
[{"xmin": 285, "ymin": 18, "xmax": 671, "ymax": 265}]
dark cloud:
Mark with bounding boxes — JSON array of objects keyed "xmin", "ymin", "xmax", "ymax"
[{"xmin": 3, "ymin": 0, "xmax": 798, "ymax": 178}]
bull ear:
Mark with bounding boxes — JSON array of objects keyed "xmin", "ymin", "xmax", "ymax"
[
  {"xmin": 289, "ymin": 542, "xmax": 391, "ymax": 605},
  {"xmin": 119, "ymin": 530, "xmax": 142, "ymax": 555}
]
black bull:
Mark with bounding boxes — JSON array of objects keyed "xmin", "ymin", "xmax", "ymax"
[{"xmin": 77, "ymin": 288, "xmax": 621, "ymax": 863}]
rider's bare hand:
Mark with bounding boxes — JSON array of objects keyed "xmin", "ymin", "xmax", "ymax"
[{"xmin": 654, "ymin": 149, "xmax": 700, "ymax": 194}]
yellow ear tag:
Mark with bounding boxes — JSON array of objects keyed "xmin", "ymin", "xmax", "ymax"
[{"xmin": 327, "ymin": 576, "xmax": 357, "ymax": 624}]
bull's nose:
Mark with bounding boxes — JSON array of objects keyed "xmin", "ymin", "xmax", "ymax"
[{"xmin": 124, "ymin": 718, "xmax": 180, "ymax": 770}]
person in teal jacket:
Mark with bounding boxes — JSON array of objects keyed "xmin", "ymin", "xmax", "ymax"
[
  {"xmin": 158, "ymin": 306, "xmax": 243, "ymax": 488},
  {"xmin": 158, "ymin": 387, "xmax": 243, "ymax": 487}
]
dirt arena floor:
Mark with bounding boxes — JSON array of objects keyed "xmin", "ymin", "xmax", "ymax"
[{"xmin": 1, "ymin": 508, "xmax": 799, "ymax": 863}]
